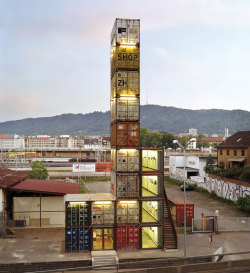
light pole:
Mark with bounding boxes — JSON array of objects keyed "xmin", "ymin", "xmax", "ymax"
[{"xmin": 173, "ymin": 138, "xmax": 196, "ymax": 257}]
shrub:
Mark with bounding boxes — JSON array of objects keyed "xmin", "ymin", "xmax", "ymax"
[
  {"xmin": 240, "ymin": 169, "xmax": 250, "ymax": 182},
  {"xmin": 236, "ymin": 196, "xmax": 250, "ymax": 213}
]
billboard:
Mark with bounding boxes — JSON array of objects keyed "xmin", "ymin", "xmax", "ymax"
[
  {"xmin": 95, "ymin": 163, "xmax": 111, "ymax": 172},
  {"xmin": 73, "ymin": 164, "xmax": 95, "ymax": 173}
]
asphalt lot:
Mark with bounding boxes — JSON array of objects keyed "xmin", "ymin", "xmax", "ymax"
[{"xmin": 0, "ymin": 183, "xmax": 250, "ymax": 265}]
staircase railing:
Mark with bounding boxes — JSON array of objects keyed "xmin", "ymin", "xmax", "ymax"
[{"xmin": 163, "ymin": 187, "xmax": 177, "ymax": 248}]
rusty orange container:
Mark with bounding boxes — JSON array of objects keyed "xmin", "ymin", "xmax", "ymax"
[{"xmin": 111, "ymin": 122, "xmax": 139, "ymax": 147}]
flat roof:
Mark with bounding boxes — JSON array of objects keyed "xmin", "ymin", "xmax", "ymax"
[
  {"xmin": 168, "ymin": 198, "xmax": 193, "ymax": 205},
  {"xmin": 65, "ymin": 193, "xmax": 116, "ymax": 202}
]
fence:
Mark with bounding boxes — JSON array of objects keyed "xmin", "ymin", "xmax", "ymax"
[
  {"xmin": 192, "ymin": 217, "xmax": 215, "ymax": 233},
  {"xmin": 217, "ymin": 217, "xmax": 250, "ymax": 232},
  {"xmin": 192, "ymin": 217, "xmax": 250, "ymax": 233}
]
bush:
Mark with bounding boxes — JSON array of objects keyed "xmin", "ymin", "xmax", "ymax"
[
  {"xmin": 223, "ymin": 168, "xmax": 243, "ymax": 179},
  {"xmin": 240, "ymin": 169, "xmax": 250, "ymax": 182},
  {"xmin": 236, "ymin": 196, "xmax": 250, "ymax": 213}
]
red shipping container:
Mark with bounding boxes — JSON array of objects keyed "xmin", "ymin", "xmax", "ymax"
[
  {"xmin": 116, "ymin": 226, "xmax": 140, "ymax": 250},
  {"xmin": 168, "ymin": 198, "xmax": 194, "ymax": 227}
]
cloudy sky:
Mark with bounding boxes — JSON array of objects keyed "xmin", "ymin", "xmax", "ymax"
[{"xmin": 1, "ymin": 0, "xmax": 250, "ymax": 122}]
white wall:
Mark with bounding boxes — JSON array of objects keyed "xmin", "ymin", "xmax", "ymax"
[{"xmin": 13, "ymin": 196, "xmax": 65, "ymax": 227}]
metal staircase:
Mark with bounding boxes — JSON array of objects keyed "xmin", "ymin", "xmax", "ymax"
[{"xmin": 163, "ymin": 188, "xmax": 177, "ymax": 249}]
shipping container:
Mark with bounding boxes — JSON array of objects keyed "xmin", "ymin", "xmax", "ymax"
[
  {"xmin": 91, "ymin": 201, "xmax": 115, "ymax": 225},
  {"xmin": 111, "ymin": 172, "xmax": 139, "ymax": 198},
  {"xmin": 111, "ymin": 45, "xmax": 140, "ymax": 75},
  {"xmin": 141, "ymin": 149, "xmax": 164, "ymax": 172},
  {"xmin": 111, "ymin": 71, "xmax": 139, "ymax": 98},
  {"xmin": 111, "ymin": 149, "xmax": 139, "ymax": 172},
  {"xmin": 142, "ymin": 175, "xmax": 163, "ymax": 197},
  {"xmin": 142, "ymin": 226, "xmax": 163, "ymax": 249},
  {"xmin": 111, "ymin": 18, "xmax": 140, "ymax": 46},
  {"xmin": 168, "ymin": 198, "xmax": 194, "ymax": 227},
  {"xmin": 111, "ymin": 122, "xmax": 139, "ymax": 147},
  {"xmin": 65, "ymin": 227, "xmax": 90, "ymax": 252},
  {"xmin": 65, "ymin": 202, "xmax": 90, "ymax": 227},
  {"xmin": 142, "ymin": 200, "xmax": 163, "ymax": 223},
  {"xmin": 116, "ymin": 200, "xmax": 139, "ymax": 224},
  {"xmin": 116, "ymin": 226, "xmax": 140, "ymax": 250},
  {"xmin": 110, "ymin": 97, "xmax": 139, "ymax": 123}
]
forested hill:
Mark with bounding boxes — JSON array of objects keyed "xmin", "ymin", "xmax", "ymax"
[{"xmin": 0, "ymin": 105, "xmax": 250, "ymax": 136}]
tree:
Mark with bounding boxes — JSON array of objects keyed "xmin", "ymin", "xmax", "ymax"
[
  {"xmin": 28, "ymin": 161, "xmax": 49, "ymax": 180},
  {"xmin": 205, "ymin": 155, "xmax": 215, "ymax": 173},
  {"xmin": 161, "ymin": 133, "xmax": 175, "ymax": 149}
]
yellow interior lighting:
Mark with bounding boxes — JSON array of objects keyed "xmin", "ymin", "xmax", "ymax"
[
  {"xmin": 69, "ymin": 202, "xmax": 86, "ymax": 205},
  {"xmin": 94, "ymin": 201, "xmax": 112, "ymax": 205},
  {"xmin": 119, "ymin": 95, "xmax": 137, "ymax": 100},
  {"xmin": 119, "ymin": 149, "xmax": 137, "ymax": 153},
  {"xmin": 119, "ymin": 43, "xmax": 137, "ymax": 48},
  {"xmin": 119, "ymin": 200, "xmax": 138, "ymax": 204}
]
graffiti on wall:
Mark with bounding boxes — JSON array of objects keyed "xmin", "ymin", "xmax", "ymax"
[{"xmin": 198, "ymin": 176, "xmax": 250, "ymax": 202}]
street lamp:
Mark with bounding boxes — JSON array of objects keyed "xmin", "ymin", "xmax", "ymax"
[{"xmin": 173, "ymin": 138, "xmax": 196, "ymax": 257}]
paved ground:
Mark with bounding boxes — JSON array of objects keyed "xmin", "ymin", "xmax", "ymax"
[
  {"xmin": 0, "ymin": 183, "xmax": 250, "ymax": 266},
  {"xmin": 165, "ymin": 183, "xmax": 250, "ymax": 260}
]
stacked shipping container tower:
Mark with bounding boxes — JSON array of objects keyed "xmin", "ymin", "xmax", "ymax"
[
  {"xmin": 110, "ymin": 18, "xmax": 165, "ymax": 250},
  {"xmin": 65, "ymin": 18, "xmax": 177, "ymax": 253}
]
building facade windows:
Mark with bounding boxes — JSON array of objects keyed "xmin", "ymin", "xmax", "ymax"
[
  {"xmin": 242, "ymin": 150, "xmax": 245, "ymax": 156},
  {"xmin": 234, "ymin": 150, "xmax": 237, "ymax": 156},
  {"xmin": 226, "ymin": 150, "xmax": 229, "ymax": 156}
]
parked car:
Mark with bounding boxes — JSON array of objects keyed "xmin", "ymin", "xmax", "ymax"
[{"xmin": 181, "ymin": 185, "xmax": 195, "ymax": 191}]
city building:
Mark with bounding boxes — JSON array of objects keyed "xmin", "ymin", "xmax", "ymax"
[
  {"xmin": 217, "ymin": 131, "xmax": 250, "ymax": 168},
  {"xmin": 189, "ymin": 128, "xmax": 197, "ymax": 136}
]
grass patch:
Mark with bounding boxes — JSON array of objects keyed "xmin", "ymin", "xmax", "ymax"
[
  {"xmin": 79, "ymin": 176, "xmax": 111, "ymax": 183},
  {"xmin": 165, "ymin": 177, "xmax": 235, "ymax": 206},
  {"xmin": 165, "ymin": 177, "xmax": 183, "ymax": 186}
]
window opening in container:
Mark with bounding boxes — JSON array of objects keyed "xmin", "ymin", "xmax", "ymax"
[{"xmin": 142, "ymin": 227, "xmax": 163, "ymax": 249}]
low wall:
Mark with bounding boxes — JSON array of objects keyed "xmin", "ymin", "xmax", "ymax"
[{"xmin": 197, "ymin": 174, "xmax": 250, "ymax": 202}]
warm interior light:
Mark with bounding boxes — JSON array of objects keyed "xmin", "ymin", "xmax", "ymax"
[
  {"xmin": 119, "ymin": 43, "xmax": 137, "ymax": 48},
  {"xmin": 69, "ymin": 202, "xmax": 86, "ymax": 205},
  {"xmin": 119, "ymin": 95, "xmax": 137, "ymax": 100},
  {"xmin": 94, "ymin": 201, "xmax": 112, "ymax": 205},
  {"xmin": 119, "ymin": 201, "xmax": 137, "ymax": 204},
  {"xmin": 119, "ymin": 149, "xmax": 137, "ymax": 153}
]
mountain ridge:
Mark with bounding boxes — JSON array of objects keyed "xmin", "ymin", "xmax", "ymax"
[{"xmin": 0, "ymin": 105, "xmax": 249, "ymax": 136}]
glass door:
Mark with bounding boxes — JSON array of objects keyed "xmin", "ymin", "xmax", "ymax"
[
  {"xmin": 92, "ymin": 228, "xmax": 114, "ymax": 250},
  {"xmin": 93, "ymin": 229, "xmax": 103, "ymax": 250}
]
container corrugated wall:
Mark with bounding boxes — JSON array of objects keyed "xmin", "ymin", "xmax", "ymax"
[
  {"xmin": 116, "ymin": 226, "xmax": 140, "ymax": 250},
  {"xmin": 116, "ymin": 201, "xmax": 139, "ymax": 224},
  {"xmin": 111, "ymin": 171, "xmax": 139, "ymax": 198},
  {"xmin": 111, "ymin": 149, "xmax": 139, "ymax": 172},
  {"xmin": 111, "ymin": 19, "xmax": 140, "ymax": 45},
  {"xmin": 91, "ymin": 202, "xmax": 115, "ymax": 225},
  {"xmin": 111, "ymin": 122, "xmax": 140, "ymax": 147},
  {"xmin": 111, "ymin": 71, "xmax": 139, "ymax": 99},
  {"xmin": 110, "ymin": 97, "xmax": 140, "ymax": 123}
]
